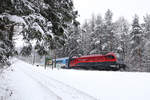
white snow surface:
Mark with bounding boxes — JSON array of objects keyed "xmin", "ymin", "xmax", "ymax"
[
  {"xmin": 0, "ymin": 58, "xmax": 150, "ymax": 100},
  {"xmin": 8, "ymin": 15, "xmax": 26, "ymax": 26}
]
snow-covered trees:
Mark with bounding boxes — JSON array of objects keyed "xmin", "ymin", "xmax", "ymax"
[
  {"xmin": 0, "ymin": 0, "xmax": 78, "ymax": 67},
  {"xmin": 114, "ymin": 17, "xmax": 130, "ymax": 65},
  {"xmin": 82, "ymin": 20, "xmax": 93, "ymax": 55},
  {"xmin": 72, "ymin": 10, "xmax": 149, "ymax": 72},
  {"xmin": 56, "ymin": 24, "xmax": 82, "ymax": 58},
  {"xmin": 128, "ymin": 15, "xmax": 143, "ymax": 71},
  {"xmin": 1, "ymin": 0, "xmax": 150, "ymax": 72},
  {"xmin": 89, "ymin": 15, "xmax": 103, "ymax": 54},
  {"xmin": 0, "ymin": 14, "xmax": 23, "ymax": 67},
  {"xmin": 81, "ymin": 10, "xmax": 118, "ymax": 55},
  {"xmin": 51, "ymin": 9, "xmax": 150, "ymax": 72},
  {"xmin": 142, "ymin": 15, "xmax": 150, "ymax": 71}
]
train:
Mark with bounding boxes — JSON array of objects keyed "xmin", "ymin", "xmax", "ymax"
[
  {"xmin": 54, "ymin": 53, "xmax": 127, "ymax": 71},
  {"xmin": 54, "ymin": 57, "xmax": 69, "ymax": 68}
]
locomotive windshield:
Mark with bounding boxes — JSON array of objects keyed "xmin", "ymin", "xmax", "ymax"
[{"xmin": 107, "ymin": 55, "xmax": 115, "ymax": 59}]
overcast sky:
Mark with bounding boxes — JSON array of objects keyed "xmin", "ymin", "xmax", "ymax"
[{"xmin": 73, "ymin": 0, "xmax": 150, "ymax": 24}]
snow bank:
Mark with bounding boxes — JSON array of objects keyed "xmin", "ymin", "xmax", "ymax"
[
  {"xmin": 0, "ymin": 68, "xmax": 13, "ymax": 100},
  {"xmin": 37, "ymin": 68, "xmax": 150, "ymax": 100},
  {"xmin": 1, "ymin": 59, "xmax": 150, "ymax": 100}
]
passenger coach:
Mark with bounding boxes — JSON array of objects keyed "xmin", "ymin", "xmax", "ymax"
[{"xmin": 54, "ymin": 57, "xmax": 69, "ymax": 68}]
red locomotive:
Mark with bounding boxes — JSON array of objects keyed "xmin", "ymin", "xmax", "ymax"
[{"xmin": 68, "ymin": 53, "xmax": 126, "ymax": 70}]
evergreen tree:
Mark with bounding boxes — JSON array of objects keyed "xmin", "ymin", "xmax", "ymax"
[
  {"xmin": 142, "ymin": 14, "xmax": 150, "ymax": 71},
  {"xmin": 90, "ymin": 14, "xmax": 104, "ymax": 54},
  {"xmin": 103, "ymin": 9, "xmax": 116, "ymax": 52},
  {"xmin": 90, "ymin": 14, "xmax": 96, "ymax": 32},
  {"xmin": 114, "ymin": 17, "xmax": 130, "ymax": 65},
  {"xmin": 56, "ymin": 25, "xmax": 82, "ymax": 58},
  {"xmin": 129, "ymin": 15, "xmax": 143, "ymax": 71},
  {"xmin": 0, "ymin": 14, "xmax": 20, "ymax": 68},
  {"xmin": 81, "ymin": 20, "xmax": 93, "ymax": 55}
]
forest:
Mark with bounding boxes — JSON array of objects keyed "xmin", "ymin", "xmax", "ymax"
[{"xmin": 0, "ymin": 0, "xmax": 150, "ymax": 72}]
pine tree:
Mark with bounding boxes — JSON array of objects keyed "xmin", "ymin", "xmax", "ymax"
[
  {"xmin": 129, "ymin": 15, "xmax": 143, "ymax": 71},
  {"xmin": 114, "ymin": 17, "xmax": 130, "ymax": 65},
  {"xmin": 103, "ymin": 9, "xmax": 116, "ymax": 52},
  {"xmin": 0, "ymin": 14, "xmax": 18, "ymax": 68},
  {"xmin": 90, "ymin": 14, "xmax": 104, "ymax": 54},
  {"xmin": 142, "ymin": 14, "xmax": 150, "ymax": 71},
  {"xmin": 81, "ymin": 20, "xmax": 93, "ymax": 55},
  {"xmin": 56, "ymin": 25, "xmax": 82, "ymax": 58}
]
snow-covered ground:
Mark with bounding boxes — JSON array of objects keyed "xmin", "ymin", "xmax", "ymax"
[{"xmin": 0, "ymin": 58, "xmax": 150, "ymax": 100}]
